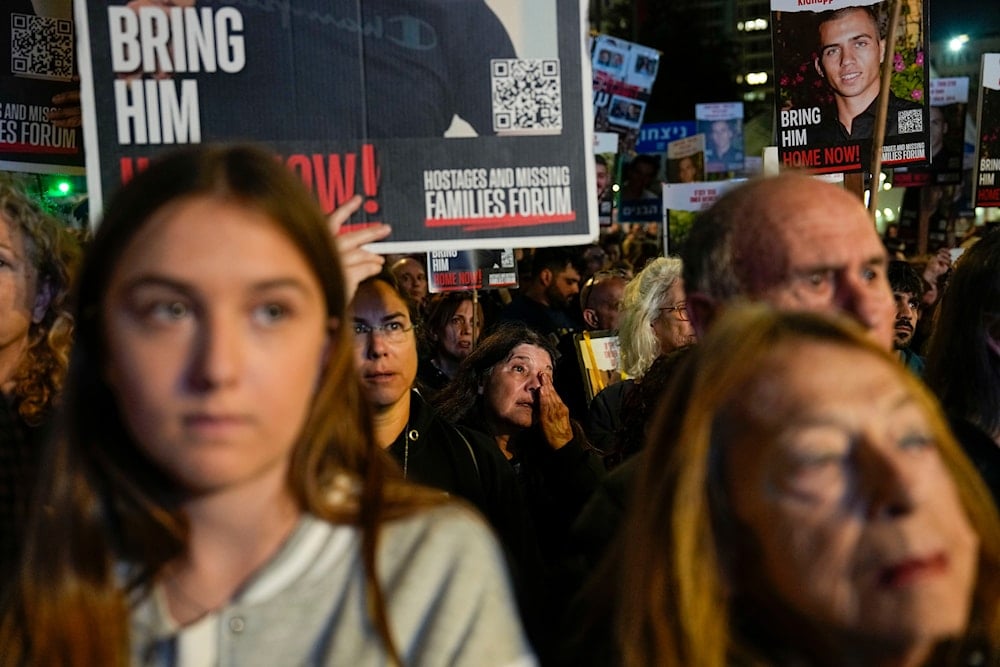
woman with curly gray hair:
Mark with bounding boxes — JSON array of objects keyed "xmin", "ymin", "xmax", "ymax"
[
  {"xmin": 616, "ymin": 256, "xmax": 693, "ymax": 377},
  {"xmin": 587, "ymin": 257, "xmax": 694, "ymax": 461}
]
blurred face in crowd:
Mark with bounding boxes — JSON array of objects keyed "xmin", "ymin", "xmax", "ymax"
[
  {"xmin": 651, "ymin": 279, "xmax": 695, "ymax": 354},
  {"xmin": 351, "ymin": 279, "xmax": 417, "ymax": 412},
  {"xmin": 892, "ymin": 289, "xmax": 921, "ymax": 350},
  {"xmin": 0, "ymin": 214, "xmax": 46, "ymax": 387},
  {"xmin": 742, "ymin": 180, "xmax": 895, "ymax": 349},
  {"xmin": 436, "ymin": 299, "xmax": 481, "ymax": 363},
  {"xmin": 919, "ymin": 249, "xmax": 951, "ymax": 308},
  {"xmin": 102, "ymin": 197, "xmax": 330, "ymax": 496},
  {"xmin": 543, "ymin": 263, "xmax": 581, "ymax": 309},
  {"xmin": 726, "ymin": 340, "xmax": 978, "ymax": 663},
  {"xmin": 603, "ymin": 243, "xmax": 622, "ymax": 265},
  {"xmin": 482, "ymin": 343, "xmax": 553, "ymax": 432},
  {"xmin": 582, "ymin": 246, "xmax": 608, "ymax": 278},
  {"xmin": 816, "ymin": 8, "xmax": 885, "ymax": 105},
  {"xmin": 582, "ymin": 274, "xmax": 627, "ymax": 331},
  {"xmin": 391, "ymin": 258, "xmax": 427, "ymax": 306}
]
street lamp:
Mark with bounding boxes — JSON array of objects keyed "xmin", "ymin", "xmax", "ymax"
[{"xmin": 948, "ymin": 34, "xmax": 969, "ymax": 52}]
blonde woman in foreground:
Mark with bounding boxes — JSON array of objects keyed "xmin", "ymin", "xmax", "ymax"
[{"xmin": 618, "ymin": 306, "xmax": 1000, "ymax": 667}]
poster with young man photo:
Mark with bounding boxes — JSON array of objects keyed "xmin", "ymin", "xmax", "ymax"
[
  {"xmin": 975, "ymin": 53, "xmax": 1000, "ymax": 207},
  {"xmin": 696, "ymin": 102, "xmax": 744, "ymax": 174},
  {"xmin": 771, "ymin": 0, "xmax": 929, "ymax": 173},
  {"xmin": 894, "ymin": 77, "xmax": 968, "ymax": 188}
]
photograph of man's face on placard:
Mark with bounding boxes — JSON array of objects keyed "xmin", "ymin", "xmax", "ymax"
[
  {"xmin": 609, "ymin": 95, "xmax": 645, "ymax": 130},
  {"xmin": 695, "ymin": 102, "xmax": 745, "ymax": 174},
  {"xmin": 771, "ymin": 0, "xmax": 929, "ymax": 172},
  {"xmin": 814, "ymin": 6, "xmax": 886, "ymax": 130}
]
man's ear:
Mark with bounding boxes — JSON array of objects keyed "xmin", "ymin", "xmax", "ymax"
[
  {"xmin": 814, "ymin": 56, "xmax": 825, "ymax": 79},
  {"xmin": 31, "ymin": 279, "xmax": 54, "ymax": 324},
  {"xmin": 582, "ymin": 308, "xmax": 599, "ymax": 329},
  {"xmin": 685, "ymin": 292, "xmax": 717, "ymax": 339},
  {"xmin": 878, "ymin": 37, "xmax": 885, "ymax": 63},
  {"xmin": 538, "ymin": 268, "xmax": 553, "ymax": 287}
]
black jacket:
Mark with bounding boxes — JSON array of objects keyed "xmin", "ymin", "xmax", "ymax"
[{"xmin": 387, "ymin": 390, "xmax": 550, "ymax": 652}]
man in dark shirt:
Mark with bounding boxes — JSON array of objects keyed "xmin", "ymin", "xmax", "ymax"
[
  {"xmin": 888, "ymin": 260, "xmax": 925, "ymax": 376},
  {"xmin": 498, "ymin": 247, "xmax": 584, "ymax": 342}
]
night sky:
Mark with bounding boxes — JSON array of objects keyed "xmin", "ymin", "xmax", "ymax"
[{"xmin": 929, "ymin": 0, "xmax": 999, "ymax": 42}]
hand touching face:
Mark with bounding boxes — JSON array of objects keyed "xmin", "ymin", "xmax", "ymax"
[{"xmin": 482, "ymin": 343, "xmax": 572, "ymax": 448}]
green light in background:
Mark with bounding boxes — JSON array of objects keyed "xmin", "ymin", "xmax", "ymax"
[{"xmin": 45, "ymin": 178, "xmax": 73, "ymax": 198}]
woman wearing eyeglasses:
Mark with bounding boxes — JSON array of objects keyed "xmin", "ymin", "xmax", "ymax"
[
  {"xmin": 349, "ymin": 274, "xmax": 525, "ymax": 515},
  {"xmin": 586, "ymin": 257, "xmax": 695, "ymax": 464},
  {"xmin": 349, "ymin": 273, "xmax": 549, "ymax": 653}
]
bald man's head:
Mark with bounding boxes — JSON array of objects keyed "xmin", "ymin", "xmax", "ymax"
[{"xmin": 682, "ymin": 173, "xmax": 894, "ymax": 348}]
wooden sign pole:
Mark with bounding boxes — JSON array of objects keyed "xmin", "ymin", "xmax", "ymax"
[{"xmin": 866, "ymin": 0, "xmax": 903, "ymax": 216}]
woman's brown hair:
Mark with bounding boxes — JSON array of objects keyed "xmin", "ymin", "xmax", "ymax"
[
  {"xmin": 0, "ymin": 145, "xmax": 434, "ymax": 665},
  {"xmin": 0, "ymin": 182, "xmax": 80, "ymax": 424},
  {"xmin": 617, "ymin": 305, "xmax": 1000, "ymax": 666}
]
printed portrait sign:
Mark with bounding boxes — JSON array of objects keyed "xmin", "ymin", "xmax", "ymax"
[
  {"xmin": 593, "ymin": 131, "xmax": 618, "ymax": 227},
  {"xmin": 0, "ymin": 0, "xmax": 84, "ymax": 174},
  {"xmin": 592, "ymin": 41, "xmax": 629, "ymax": 78},
  {"xmin": 975, "ymin": 54, "xmax": 1000, "ymax": 207},
  {"xmin": 75, "ymin": 0, "xmax": 596, "ymax": 250},
  {"xmin": 624, "ymin": 44, "xmax": 660, "ymax": 90},
  {"xmin": 665, "ymin": 134, "xmax": 706, "ymax": 184},
  {"xmin": 607, "ymin": 95, "xmax": 645, "ymax": 130},
  {"xmin": 427, "ymin": 248, "xmax": 518, "ymax": 292},
  {"xmin": 893, "ymin": 77, "xmax": 968, "ymax": 188},
  {"xmin": 771, "ymin": 0, "xmax": 930, "ymax": 173},
  {"xmin": 696, "ymin": 102, "xmax": 745, "ymax": 174},
  {"xmin": 591, "ymin": 34, "xmax": 660, "ymax": 154},
  {"xmin": 618, "ymin": 152, "xmax": 663, "ymax": 224}
]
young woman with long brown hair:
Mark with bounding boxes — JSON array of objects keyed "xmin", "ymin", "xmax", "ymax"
[{"xmin": 0, "ymin": 145, "xmax": 532, "ymax": 666}]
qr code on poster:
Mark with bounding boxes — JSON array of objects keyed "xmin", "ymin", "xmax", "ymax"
[
  {"xmin": 491, "ymin": 59, "xmax": 562, "ymax": 135},
  {"xmin": 897, "ymin": 109, "xmax": 923, "ymax": 134},
  {"xmin": 11, "ymin": 13, "xmax": 74, "ymax": 81}
]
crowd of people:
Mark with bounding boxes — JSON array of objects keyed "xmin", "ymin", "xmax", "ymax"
[{"xmin": 0, "ymin": 148, "xmax": 998, "ymax": 666}]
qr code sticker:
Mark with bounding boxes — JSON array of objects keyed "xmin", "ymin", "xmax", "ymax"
[
  {"xmin": 491, "ymin": 59, "xmax": 562, "ymax": 135},
  {"xmin": 897, "ymin": 109, "xmax": 923, "ymax": 134},
  {"xmin": 11, "ymin": 13, "xmax": 74, "ymax": 82}
]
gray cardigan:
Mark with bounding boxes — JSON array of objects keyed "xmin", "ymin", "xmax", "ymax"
[{"xmin": 130, "ymin": 505, "xmax": 535, "ymax": 666}]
